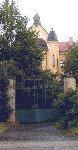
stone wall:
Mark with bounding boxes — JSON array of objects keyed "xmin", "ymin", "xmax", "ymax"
[{"xmin": 64, "ymin": 77, "xmax": 76, "ymax": 91}]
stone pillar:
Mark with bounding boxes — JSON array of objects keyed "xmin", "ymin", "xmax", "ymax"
[
  {"xmin": 7, "ymin": 79, "xmax": 16, "ymax": 122},
  {"xmin": 64, "ymin": 76, "xmax": 76, "ymax": 91}
]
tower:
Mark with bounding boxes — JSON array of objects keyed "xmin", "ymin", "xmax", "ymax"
[
  {"xmin": 31, "ymin": 15, "xmax": 59, "ymax": 73},
  {"xmin": 47, "ymin": 28, "xmax": 59, "ymax": 73}
]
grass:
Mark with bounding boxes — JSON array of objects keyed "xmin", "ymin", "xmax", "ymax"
[
  {"xmin": 0, "ymin": 122, "xmax": 16, "ymax": 133},
  {"xmin": 62, "ymin": 128, "xmax": 78, "ymax": 137},
  {"xmin": 53, "ymin": 123, "xmax": 78, "ymax": 137},
  {"xmin": 0, "ymin": 123, "xmax": 8, "ymax": 133}
]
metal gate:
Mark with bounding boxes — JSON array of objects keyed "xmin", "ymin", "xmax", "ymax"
[
  {"xmin": 15, "ymin": 76, "xmax": 57, "ymax": 123},
  {"xmin": 16, "ymin": 76, "xmax": 54, "ymax": 109}
]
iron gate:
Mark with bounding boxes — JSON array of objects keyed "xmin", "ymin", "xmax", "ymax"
[
  {"xmin": 16, "ymin": 76, "xmax": 54, "ymax": 109},
  {"xmin": 15, "ymin": 76, "xmax": 58, "ymax": 123}
]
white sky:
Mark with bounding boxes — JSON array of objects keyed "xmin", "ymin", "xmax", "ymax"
[{"xmin": 1, "ymin": 0, "xmax": 78, "ymax": 41}]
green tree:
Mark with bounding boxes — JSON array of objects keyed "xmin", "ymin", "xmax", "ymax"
[
  {"xmin": 64, "ymin": 45, "xmax": 78, "ymax": 78},
  {"xmin": 0, "ymin": 0, "xmax": 45, "ymax": 119},
  {"xmin": 13, "ymin": 30, "xmax": 45, "ymax": 77},
  {"xmin": 0, "ymin": 0, "xmax": 45, "ymax": 77},
  {"xmin": 0, "ymin": 0, "xmax": 27, "ymax": 49}
]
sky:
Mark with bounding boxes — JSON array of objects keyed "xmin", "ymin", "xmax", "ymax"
[{"xmin": 1, "ymin": 0, "xmax": 78, "ymax": 41}]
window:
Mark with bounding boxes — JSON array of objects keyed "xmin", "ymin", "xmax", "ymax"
[
  {"xmin": 57, "ymin": 59, "xmax": 58, "ymax": 67},
  {"xmin": 53, "ymin": 55, "xmax": 55, "ymax": 66},
  {"xmin": 60, "ymin": 60, "xmax": 64, "ymax": 67}
]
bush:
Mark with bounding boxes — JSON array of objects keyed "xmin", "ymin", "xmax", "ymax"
[
  {"xmin": 0, "ymin": 79, "xmax": 10, "ymax": 121},
  {"xmin": 53, "ymin": 89, "xmax": 78, "ymax": 129}
]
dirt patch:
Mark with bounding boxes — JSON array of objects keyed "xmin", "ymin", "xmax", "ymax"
[{"xmin": 0, "ymin": 123, "xmax": 78, "ymax": 141}]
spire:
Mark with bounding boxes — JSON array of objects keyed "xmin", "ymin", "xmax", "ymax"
[
  {"xmin": 33, "ymin": 13, "xmax": 41, "ymax": 26},
  {"xmin": 12, "ymin": 0, "xmax": 13, "ymax": 5},
  {"xmin": 5, "ymin": 0, "xmax": 9, "ymax": 4}
]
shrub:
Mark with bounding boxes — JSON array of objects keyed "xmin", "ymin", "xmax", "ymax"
[
  {"xmin": 0, "ymin": 79, "xmax": 10, "ymax": 122},
  {"xmin": 53, "ymin": 89, "xmax": 78, "ymax": 128}
]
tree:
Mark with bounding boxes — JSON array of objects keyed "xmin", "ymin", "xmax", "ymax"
[
  {"xmin": 0, "ymin": 0, "xmax": 45, "ymax": 119},
  {"xmin": 64, "ymin": 45, "xmax": 78, "ymax": 78},
  {"xmin": 13, "ymin": 30, "xmax": 45, "ymax": 77},
  {"xmin": 0, "ymin": 0, "xmax": 45, "ymax": 77},
  {"xmin": 0, "ymin": 0, "xmax": 27, "ymax": 48}
]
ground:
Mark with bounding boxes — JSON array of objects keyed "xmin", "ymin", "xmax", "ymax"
[
  {"xmin": 0, "ymin": 123, "xmax": 78, "ymax": 141},
  {"xmin": 0, "ymin": 123, "xmax": 78, "ymax": 149}
]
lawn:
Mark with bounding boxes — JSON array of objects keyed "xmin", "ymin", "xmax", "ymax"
[
  {"xmin": 52, "ymin": 122, "xmax": 78, "ymax": 137},
  {"xmin": 61, "ymin": 128, "xmax": 78, "ymax": 137},
  {"xmin": 0, "ymin": 122, "xmax": 15, "ymax": 133}
]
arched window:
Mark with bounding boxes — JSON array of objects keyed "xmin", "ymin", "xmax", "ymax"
[
  {"xmin": 57, "ymin": 59, "xmax": 58, "ymax": 67},
  {"xmin": 53, "ymin": 55, "xmax": 55, "ymax": 66}
]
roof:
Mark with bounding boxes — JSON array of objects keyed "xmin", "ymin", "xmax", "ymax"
[
  {"xmin": 59, "ymin": 42, "xmax": 75, "ymax": 53},
  {"xmin": 48, "ymin": 28, "xmax": 58, "ymax": 41},
  {"xmin": 59, "ymin": 42, "xmax": 69, "ymax": 53},
  {"xmin": 36, "ymin": 38, "xmax": 48, "ymax": 51}
]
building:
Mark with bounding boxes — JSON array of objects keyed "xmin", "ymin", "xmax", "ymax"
[{"xmin": 31, "ymin": 13, "xmax": 74, "ymax": 74}]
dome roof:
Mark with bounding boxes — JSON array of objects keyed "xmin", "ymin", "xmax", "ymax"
[{"xmin": 48, "ymin": 28, "xmax": 58, "ymax": 41}]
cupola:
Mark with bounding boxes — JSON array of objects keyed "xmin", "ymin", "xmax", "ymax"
[
  {"xmin": 33, "ymin": 13, "xmax": 41, "ymax": 26},
  {"xmin": 48, "ymin": 28, "xmax": 58, "ymax": 41}
]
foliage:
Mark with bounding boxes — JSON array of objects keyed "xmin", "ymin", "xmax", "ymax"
[
  {"xmin": 38, "ymin": 70, "xmax": 63, "ymax": 106},
  {"xmin": 53, "ymin": 89, "xmax": 78, "ymax": 128},
  {"xmin": 0, "ymin": 79, "xmax": 10, "ymax": 121},
  {"xmin": 13, "ymin": 30, "xmax": 45, "ymax": 77},
  {"xmin": 0, "ymin": 0, "xmax": 27, "ymax": 49},
  {"xmin": 0, "ymin": 0, "xmax": 45, "ymax": 78},
  {"xmin": 64, "ymin": 45, "xmax": 78, "ymax": 78}
]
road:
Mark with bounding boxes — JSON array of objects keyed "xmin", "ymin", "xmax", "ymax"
[
  {"xmin": 0, "ymin": 141, "xmax": 78, "ymax": 150},
  {"xmin": 1, "ymin": 147, "xmax": 78, "ymax": 150}
]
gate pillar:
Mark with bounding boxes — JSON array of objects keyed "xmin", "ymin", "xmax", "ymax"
[
  {"xmin": 64, "ymin": 76, "xmax": 76, "ymax": 91},
  {"xmin": 7, "ymin": 79, "xmax": 16, "ymax": 122}
]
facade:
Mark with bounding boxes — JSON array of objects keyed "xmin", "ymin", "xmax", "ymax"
[{"xmin": 31, "ymin": 13, "xmax": 74, "ymax": 74}]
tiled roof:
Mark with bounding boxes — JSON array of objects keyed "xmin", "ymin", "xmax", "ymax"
[{"xmin": 59, "ymin": 42, "xmax": 75, "ymax": 53}]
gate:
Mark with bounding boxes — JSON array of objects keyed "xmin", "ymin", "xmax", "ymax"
[{"xmin": 15, "ymin": 76, "xmax": 58, "ymax": 123}]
